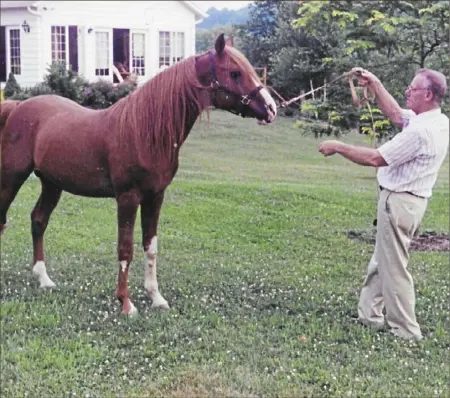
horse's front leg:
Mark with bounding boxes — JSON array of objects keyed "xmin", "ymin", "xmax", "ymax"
[
  {"xmin": 115, "ymin": 190, "xmax": 140, "ymax": 315},
  {"xmin": 141, "ymin": 191, "xmax": 169, "ymax": 309}
]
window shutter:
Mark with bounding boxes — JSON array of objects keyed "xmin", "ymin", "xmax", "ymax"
[{"xmin": 0, "ymin": 26, "xmax": 6, "ymax": 82}]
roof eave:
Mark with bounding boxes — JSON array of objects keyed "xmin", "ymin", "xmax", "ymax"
[
  {"xmin": 1, "ymin": 1, "xmax": 40, "ymax": 9},
  {"xmin": 182, "ymin": 1, "xmax": 208, "ymax": 21}
]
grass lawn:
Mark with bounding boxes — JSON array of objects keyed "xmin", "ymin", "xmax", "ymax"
[{"xmin": 1, "ymin": 110, "xmax": 448, "ymax": 397}]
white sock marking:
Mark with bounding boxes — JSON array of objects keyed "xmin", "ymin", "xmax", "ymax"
[
  {"xmin": 128, "ymin": 301, "xmax": 138, "ymax": 316},
  {"xmin": 144, "ymin": 236, "xmax": 169, "ymax": 309},
  {"xmin": 120, "ymin": 260, "xmax": 127, "ymax": 273},
  {"xmin": 32, "ymin": 261, "xmax": 56, "ymax": 288},
  {"xmin": 149, "ymin": 236, "xmax": 158, "ymax": 255}
]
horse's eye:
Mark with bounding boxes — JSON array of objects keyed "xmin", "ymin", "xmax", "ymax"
[{"xmin": 230, "ymin": 71, "xmax": 241, "ymax": 80}]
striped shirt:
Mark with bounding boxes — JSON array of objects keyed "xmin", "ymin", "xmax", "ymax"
[{"xmin": 377, "ymin": 108, "xmax": 449, "ymax": 198}]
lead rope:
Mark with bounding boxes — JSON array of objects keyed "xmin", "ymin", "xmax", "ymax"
[
  {"xmin": 267, "ymin": 70, "xmax": 375, "ymax": 109},
  {"xmin": 267, "ymin": 69, "xmax": 380, "ymax": 224}
]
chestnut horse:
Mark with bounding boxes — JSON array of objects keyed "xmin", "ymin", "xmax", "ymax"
[{"xmin": 0, "ymin": 34, "xmax": 277, "ymax": 315}]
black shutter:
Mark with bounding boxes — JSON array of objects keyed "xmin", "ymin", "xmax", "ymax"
[
  {"xmin": 68, "ymin": 25, "xmax": 78, "ymax": 72},
  {"xmin": 0, "ymin": 26, "xmax": 6, "ymax": 82}
]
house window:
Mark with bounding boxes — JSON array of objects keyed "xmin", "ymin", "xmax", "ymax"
[
  {"xmin": 95, "ymin": 31, "xmax": 109, "ymax": 76},
  {"xmin": 9, "ymin": 28, "xmax": 21, "ymax": 75},
  {"xmin": 158, "ymin": 31, "xmax": 185, "ymax": 68},
  {"xmin": 159, "ymin": 31, "xmax": 170, "ymax": 68},
  {"xmin": 131, "ymin": 33, "xmax": 145, "ymax": 76},
  {"xmin": 51, "ymin": 26, "xmax": 67, "ymax": 63},
  {"xmin": 172, "ymin": 32, "xmax": 185, "ymax": 63}
]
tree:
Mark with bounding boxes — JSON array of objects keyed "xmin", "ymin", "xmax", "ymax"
[
  {"xmin": 236, "ymin": 0, "xmax": 278, "ymax": 67},
  {"xmin": 235, "ymin": 0, "xmax": 449, "ymax": 122},
  {"xmin": 196, "ymin": 25, "xmax": 243, "ymax": 54}
]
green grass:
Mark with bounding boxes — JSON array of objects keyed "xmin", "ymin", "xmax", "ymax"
[{"xmin": 1, "ymin": 110, "xmax": 449, "ymax": 397}]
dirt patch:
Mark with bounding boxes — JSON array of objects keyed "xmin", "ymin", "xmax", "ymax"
[
  {"xmin": 347, "ymin": 229, "xmax": 449, "ymax": 252},
  {"xmin": 411, "ymin": 233, "xmax": 449, "ymax": 252}
]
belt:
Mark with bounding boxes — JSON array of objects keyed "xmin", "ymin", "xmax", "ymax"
[{"xmin": 379, "ymin": 186, "xmax": 425, "ymax": 199}]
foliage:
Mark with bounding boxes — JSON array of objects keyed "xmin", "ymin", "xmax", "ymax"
[
  {"xmin": 295, "ymin": 119, "xmax": 342, "ymax": 138},
  {"xmin": 236, "ymin": 0, "xmax": 279, "ymax": 69},
  {"xmin": 235, "ymin": 0, "xmax": 449, "ymax": 126},
  {"xmin": 359, "ymin": 105, "xmax": 398, "ymax": 143},
  {"xmin": 43, "ymin": 61, "xmax": 89, "ymax": 102},
  {"xmin": 80, "ymin": 80, "xmax": 136, "ymax": 109},
  {"xmin": 9, "ymin": 82, "xmax": 55, "ymax": 101},
  {"xmin": 5, "ymin": 63, "xmax": 137, "ymax": 108},
  {"xmin": 297, "ymin": 98, "xmax": 357, "ymax": 137},
  {"xmin": 3, "ymin": 72, "xmax": 21, "ymax": 98},
  {"xmin": 196, "ymin": 25, "xmax": 243, "ymax": 54}
]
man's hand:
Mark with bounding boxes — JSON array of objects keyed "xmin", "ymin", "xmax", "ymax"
[
  {"xmin": 318, "ymin": 140, "xmax": 343, "ymax": 157},
  {"xmin": 351, "ymin": 67, "xmax": 380, "ymax": 87}
]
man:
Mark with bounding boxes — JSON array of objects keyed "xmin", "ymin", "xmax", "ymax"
[{"xmin": 318, "ymin": 67, "xmax": 449, "ymax": 340}]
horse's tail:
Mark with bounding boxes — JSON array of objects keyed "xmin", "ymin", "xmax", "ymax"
[{"xmin": 0, "ymin": 100, "xmax": 21, "ymax": 138}]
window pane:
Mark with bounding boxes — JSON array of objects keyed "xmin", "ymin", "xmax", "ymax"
[
  {"xmin": 9, "ymin": 29, "xmax": 21, "ymax": 75},
  {"xmin": 132, "ymin": 33, "xmax": 145, "ymax": 76},
  {"xmin": 159, "ymin": 31, "xmax": 171, "ymax": 68},
  {"xmin": 51, "ymin": 25, "xmax": 66, "ymax": 63},
  {"xmin": 95, "ymin": 32, "xmax": 109, "ymax": 75}
]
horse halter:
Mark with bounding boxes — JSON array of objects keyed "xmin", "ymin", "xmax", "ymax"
[{"xmin": 208, "ymin": 50, "xmax": 264, "ymax": 115}]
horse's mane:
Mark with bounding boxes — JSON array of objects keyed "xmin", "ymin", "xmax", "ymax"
[
  {"xmin": 106, "ymin": 56, "xmax": 207, "ymax": 159},
  {"xmin": 104, "ymin": 46, "xmax": 261, "ymax": 159}
]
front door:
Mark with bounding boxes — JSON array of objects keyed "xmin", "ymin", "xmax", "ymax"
[{"xmin": 68, "ymin": 25, "xmax": 78, "ymax": 72}]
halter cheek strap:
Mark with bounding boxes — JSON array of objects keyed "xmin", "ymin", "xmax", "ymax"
[
  {"xmin": 207, "ymin": 50, "xmax": 264, "ymax": 110},
  {"xmin": 209, "ymin": 50, "xmax": 219, "ymax": 88}
]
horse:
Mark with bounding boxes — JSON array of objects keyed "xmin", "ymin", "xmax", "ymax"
[{"xmin": 0, "ymin": 34, "xmax": 277, "ymax": 315}]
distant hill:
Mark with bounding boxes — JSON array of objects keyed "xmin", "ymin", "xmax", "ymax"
[{"xmin": 197, "ymin": 6, "xmax": 250, "ymax": 29}]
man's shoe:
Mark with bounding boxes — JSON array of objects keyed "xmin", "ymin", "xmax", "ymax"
[
  {"xmin": 352, "ymin": 315, "xmax": 385, "ymax": 331},
  {"xmin": 389, "ymin": 328, "xmax": 423, "ymax": 341}
]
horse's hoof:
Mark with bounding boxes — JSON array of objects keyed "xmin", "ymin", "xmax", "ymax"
[
  {"xmin": 121, "ymin": 301, "xmax": 138, "ymax": 316},
  {"xmin": 151, "ymin": 300, "xmax": 170, "ymax": 310},
  {"xmin": 0, "ymin": 223, "xmax": 7, "ymax": 236},
  {"xmin": 32, "ymin": 262, "xmax": 56, "ymax": 288},
  {"xmin": 39, "ymin": 279, "xmax": 56, "ymax": 288}
]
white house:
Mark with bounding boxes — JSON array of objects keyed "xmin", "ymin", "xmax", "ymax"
[{"xmin": 0, "ymin": 1, "xmax": 207, "ymax": 88}]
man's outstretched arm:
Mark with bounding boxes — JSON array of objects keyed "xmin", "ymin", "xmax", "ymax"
[{"xmin": 318, "ymin": 140, "xmax": 388, "ymax": 167}]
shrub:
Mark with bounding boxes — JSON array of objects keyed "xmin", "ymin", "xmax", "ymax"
[
  {"xmin": 9, "ymin": 82, "xmax": 55, "ymax": 101},
  {"xmin": 9, "ymin": 90, "xmax": 32, "ymax": 101},
  {"xmin": 295, "ymin": 119, "xmax": 342, "ymax": 138},
  {"xmin": 80, "ymin": 80, "xmax": 136, "ymax": 109},
  {"xmin": 359, "ymin": 106, "xmax": 398, "ymax": 143},
  {"xmin": 29, "ymin": 82, "xmax": 53, "ymax": 97},
  {"xmin": 4, "ymin": 73, "xmax": 21, "ymax": 98},
  {"xmin": 4, "ymin": 65, "xmax": 137, "ymax": 108},
  {"xmin": 43, "ymin": 61, "xmax": 89, "ymax": 102}
]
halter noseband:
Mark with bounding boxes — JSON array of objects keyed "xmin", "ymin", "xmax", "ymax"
[{"xmin": 208, "ymin": 50, "xmax": 264, "ymax": 115}]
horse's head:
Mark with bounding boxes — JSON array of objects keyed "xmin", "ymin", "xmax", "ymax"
[{"xmin": 196, "ymin": 34, "xmax": 277, "ymax": 124}]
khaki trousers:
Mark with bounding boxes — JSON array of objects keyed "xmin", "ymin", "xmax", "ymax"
[{"xmin": 357, "ymin": 188, "xmax": 428, "ymax": 339}]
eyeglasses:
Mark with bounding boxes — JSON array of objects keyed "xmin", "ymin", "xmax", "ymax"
[{"xmin": 406, "ymin": 86, "xmax": 431, "ymax": 92}]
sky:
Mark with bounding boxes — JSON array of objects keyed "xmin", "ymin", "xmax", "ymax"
[{"xmin": 193, "ymin": 1, "xmax": 254, "ymax": 12}]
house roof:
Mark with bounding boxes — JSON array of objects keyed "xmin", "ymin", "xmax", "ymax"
[
  {"xmin": 1, "ymin": 1, "xmax": 39, "ymax": 8},
  {"xmin": 2, "ymin": 1, "xmax": 207, "ymax": 20},
  {"xmin": 181, "ymin": 1, "xmax": 207, "ymax": 21}
]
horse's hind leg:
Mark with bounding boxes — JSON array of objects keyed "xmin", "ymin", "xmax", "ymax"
[
  {"xmin": 0, "ymin": 168, "xmax": 33, "ymax": 235},
  {"xmin": 31, "ymin": 178, "xmax": 62, "ymax": 288}
]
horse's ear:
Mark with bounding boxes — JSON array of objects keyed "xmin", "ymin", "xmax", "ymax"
[{"xmin": 215, "ymin": 34, "xmax": 226, "ymax": 56}]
